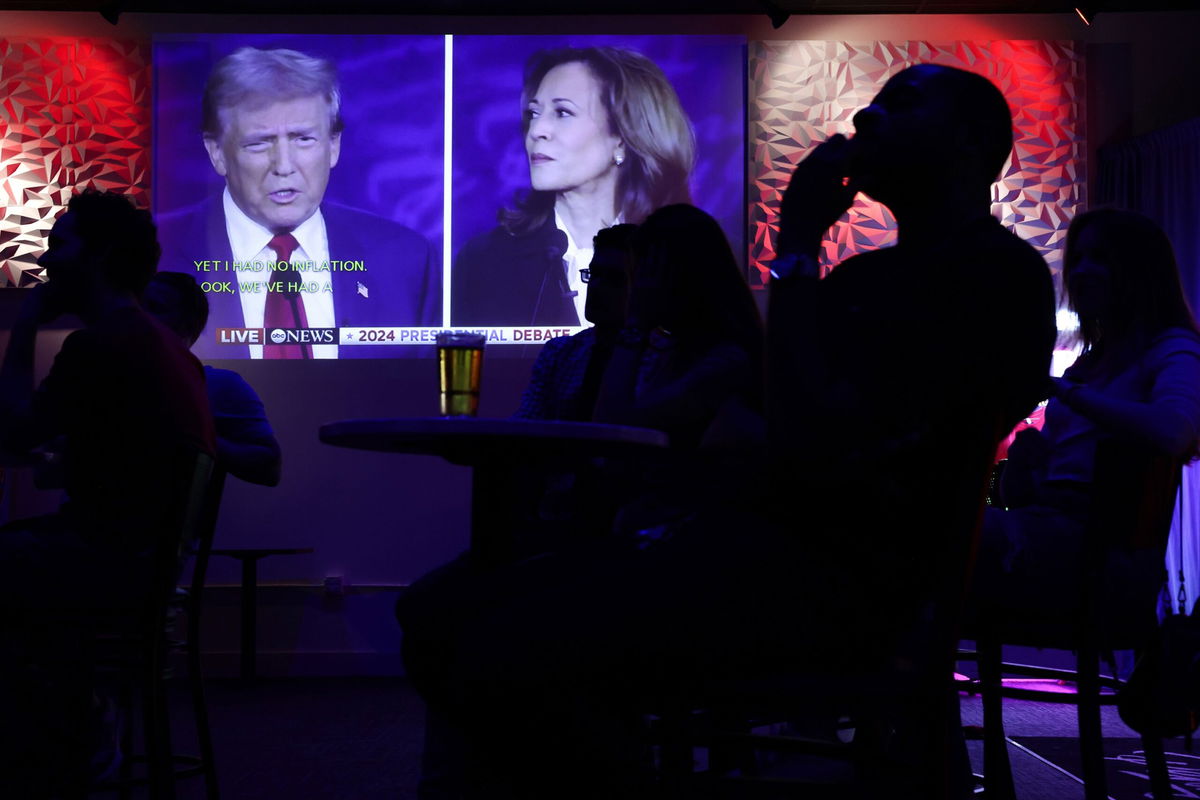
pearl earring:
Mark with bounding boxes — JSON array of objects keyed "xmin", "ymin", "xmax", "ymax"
[{"xmin": 614, "ymin": 153, "xmax": 625, "ymax": 166}]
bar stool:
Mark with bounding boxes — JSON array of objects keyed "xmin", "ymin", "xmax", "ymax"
[{"xmin": 99, "ymin": 461, "xmax": 224, "ymax": 799}]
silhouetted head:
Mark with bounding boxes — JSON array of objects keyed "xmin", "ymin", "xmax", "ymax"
[
  {"xmin": 584, "ymin": 223, "xmax": 638, "ymax": 330},
  {"xmin": 632, "ymin": 204, "xmax": 761, "ymax": 354},
  {"xmin": 143, "ymin": 271, "xmax": 211, "ymax": 346},
  {"xmin": 1064, "ymin": 208, "xmax": 1196, "ymax": 357},
  {"xmin": 38, "ymin": 190, "xmax": 159, "ymax": 310},
  {"xmin": 504, "ymin": 46, "xmax": 694, "ymax": 235},
  {"xmin": 850, "ymin": 64, "xmax": 1013, "ymax": 209}
]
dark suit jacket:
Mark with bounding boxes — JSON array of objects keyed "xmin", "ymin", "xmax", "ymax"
[
  {"xmin": 157, "ymin": 195, "xmax": 441, "ymax": 358},
  {"xmin": 451, "ymin": 216, "xmax": 578, "ymax": 327}
]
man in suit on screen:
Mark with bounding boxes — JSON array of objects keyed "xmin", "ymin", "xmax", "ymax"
[{"xmin": 157, "ymin": 46, "xmax": 440, "ymax": 359}]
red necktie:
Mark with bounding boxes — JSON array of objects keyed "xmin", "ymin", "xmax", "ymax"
[{"xmin": 263, "ymin": 233, "xmax": 311, "ymax": 359}]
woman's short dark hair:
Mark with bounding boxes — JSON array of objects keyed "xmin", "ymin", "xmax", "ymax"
[
  {"xmin": 1065, "ymin": 207, "xmax": 1197, "ymax": 361},
  {"xmin": 633, "ymin": 205, "xmax": 763, "ymax": 404},
  {"xmin": 501, "ymin": 47, "xmax": 695, "ymax": 236},
  {"xmin": 66, "ymin": 189, "xmax": 160, "ymax": 294},
  {"xmin": 592, "ymin": 222, "xmax": 639, "ymax": 280}
]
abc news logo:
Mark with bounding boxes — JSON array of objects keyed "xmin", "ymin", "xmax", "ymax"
[{"xmin": 216, "ymin": 328, "xmax": 337, "ymax": 345}]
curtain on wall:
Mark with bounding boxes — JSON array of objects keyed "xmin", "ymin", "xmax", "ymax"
[{"xmin": 1098, "ymin": 117, "xmax": 1200, "ymax": 615}]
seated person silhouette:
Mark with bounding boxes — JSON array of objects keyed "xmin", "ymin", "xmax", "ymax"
[
  {"xmin": 0, "ymin": 190, "xmax": 215, "ymax": 795},
  {"xmin": 398, "ymin": 205, "xmax": 765, "ymax": 800},
  {"xmin": 142, "ymin": 271, "xmax": 282, "ymax": 486},
  {"xmin": 515, "ymin": 223, "xmax": 639, "ymax": 422},
  {"xmin": 510, "ymin": 224, "xmax": 638, "ymax": 545},
  {"xmin": 514, "ymin": 209, "xmax": 763, "ymax": 534},
  {"xmin": 973, "ymin": 209, "xmax": 1200, "ymax": 615},
  {"xmin": 592, "ymin": 204, "xmax": 764, "ymax": 449},
  {"xmin": 591, "ymin": 203, "xmax": 765, "ymax": 534}
]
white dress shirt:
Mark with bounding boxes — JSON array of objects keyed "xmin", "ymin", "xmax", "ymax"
[{"xmin": 223, "ymin": 189, "xmax": 338, "ymax": 359}]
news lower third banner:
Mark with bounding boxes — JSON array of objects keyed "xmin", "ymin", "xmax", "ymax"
[{"xmin": 214, "ymin": 327, "xmax": 588, "ymax": 347}]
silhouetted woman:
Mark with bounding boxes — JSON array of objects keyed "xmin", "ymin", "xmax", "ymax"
[
  {"xmin": 515, "ymin": 223, "xmax": 639, "ymax": 421},
  {"xmin": 593, "ymin": 203, "xmax": 765, "ymax": 533},
  {"xmin": 593, "ymin": 203, "xmax": 763, "ymax": 445},
  {"xmin": 976, "ymin": 208, "xmax": 1200, "ymax": 611}
]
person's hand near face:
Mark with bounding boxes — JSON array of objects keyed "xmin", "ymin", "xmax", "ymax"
[
  {"xmin": 203, "ymin": 95, "xmax": 341, "ymax": 234},
  {"xmin": 777, "ymin": 66, "xmax": 974, "ymax": 261},
  {"xmin": 777, "ymin": 134, "xmax": 857, "ymax": 259},
  {"xmin": 847, "ymin": 65, "xmax": 999, "ymax": 213}
]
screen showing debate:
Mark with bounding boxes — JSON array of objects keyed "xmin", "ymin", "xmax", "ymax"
[{"xmin": 152, "ymin": 33, "xmax": 746, "ymax": 359}]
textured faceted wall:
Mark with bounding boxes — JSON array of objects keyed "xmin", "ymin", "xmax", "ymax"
[
  {"xmin": 0, "ymin": 38, "xmax": 150, "ymax": 287},
  {"xmin": 749, "ymin": 40, "xmax": 1085, "ymax": 286}
]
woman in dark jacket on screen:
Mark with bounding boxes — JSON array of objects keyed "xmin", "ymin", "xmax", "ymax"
[{"xmin": 451, "ymin": 46, "xmax": 694, "ymax": 327}]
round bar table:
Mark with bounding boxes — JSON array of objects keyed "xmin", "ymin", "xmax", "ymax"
[{"xmin": 319, "ymin": 417, "xmax": 668, "ymax": 564}]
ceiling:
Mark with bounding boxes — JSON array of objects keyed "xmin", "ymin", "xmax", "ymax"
[{"xmin": 0, "ymin": 0, "xmax": 1196, "ymax": 15}]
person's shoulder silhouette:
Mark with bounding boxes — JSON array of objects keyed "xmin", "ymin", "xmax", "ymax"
[{"xmin": 0, "ymin": 190, "xmax": 215, "ymax": 549}]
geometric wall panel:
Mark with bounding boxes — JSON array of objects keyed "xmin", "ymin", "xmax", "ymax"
[
  {"xmin": 749, "ymin": 40, "xmax": 1084, "ymax": 288},
  {"xmin": 0, "ymin": 38, "xmax": 150, "ymax": 287}
]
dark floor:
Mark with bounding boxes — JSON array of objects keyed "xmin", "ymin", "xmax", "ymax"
[
  {"xmin": 92, "ymin": 678, "xmax": 425, "ymax": 800},
  {"xmin": 960, "ymin": 687, "xmax": 1153, "ymax": 800},
  {"xmin": 89, "ymin": 676, "xmax": 1177, "ymax": 800}
]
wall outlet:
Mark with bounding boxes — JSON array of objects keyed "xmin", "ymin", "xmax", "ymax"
[{"xmin": 321, "ymin": 575, "xmax": 346, "ymax": 612}]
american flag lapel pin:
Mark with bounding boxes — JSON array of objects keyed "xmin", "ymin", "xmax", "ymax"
[{"xmin": 357, "ymin": 281, "xmax": 369, "ymax": 299}]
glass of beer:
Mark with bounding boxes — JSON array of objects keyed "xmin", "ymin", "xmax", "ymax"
[{"xmin": 437, "ymin": 332, "xmax": 486, "ymax": 416}]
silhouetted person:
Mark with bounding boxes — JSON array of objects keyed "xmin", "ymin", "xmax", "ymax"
[
  {"xmin": 591, "ymin": 203, "xmax": 765, "ymax": 533},
  {"xmin": 593, "ymin": 204, "xmax": 764, "ymax": 449},
  {"xmin": 404, "ymin": 225, "xmax": 647, "ymax": 800},
  {"xmin": 767, "ymin": 63, "xmax": 1056, "ymax": 637},
  {"xmin": 506, "ymin": 223, "xmax": 642, "ymax": 551},
  {"xmin": 0, "ymin": 190, "xmax": 215, "ymax": 795},
  {"xmin": 515, "ymin": 223, "xmax": 639, "ymax": 422},
  {"xmin": 399, "ymin": 205, "xmax": 765, "ymax": 800},
  {"xmin": 974, "ymin": 209, "xmax": 1200, "ymax": 614},
  {"xmin": 143, "ymin": 271, "xmax": 282, "ymax": 486},
  {"xmin": 765, "ymin": 63, "xmax": 1057, "ymax": 798}
]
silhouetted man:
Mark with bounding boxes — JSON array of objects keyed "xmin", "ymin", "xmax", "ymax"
[
  {"xmin": 0, "ymin": 191, "xmax": 215, "ymax": 795},
  {"xmin": 761, "ymin": 63, "xmax": 1057, "ymax": 798},
  {"xmin": 768, "ymin": 63, "xmax": 1056, "ymax": 627}
]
